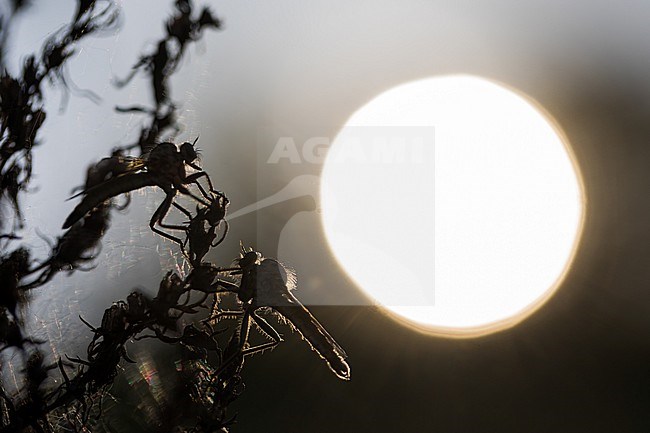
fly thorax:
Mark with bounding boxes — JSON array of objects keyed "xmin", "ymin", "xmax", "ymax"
[
  {"xmin": 254, "ymin": 259, "xmax": 292, "ymax": 307},
  {"xmin": 238, "ymin": 271, "xmax": 256, "ymax": 304},
  {"xmin": 147, "ymin": 143, "xmax": 181, "ymax": 177}
]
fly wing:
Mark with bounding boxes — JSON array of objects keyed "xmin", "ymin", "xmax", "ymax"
[
  {"xmin": 73, "ymin": 156, "xmax": 146, "ymax": 199},
  {"xmin": 119, "ymin": 156, "xmax": 146, "ymax": 171},
  {"xmin": 62, "ymin": 173, "xmax": 158, "ymax": 229}
]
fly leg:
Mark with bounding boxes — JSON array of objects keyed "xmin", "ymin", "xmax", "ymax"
[
  {"xmin": 150, "ymin": 192, "xmax": 184, "ymax": 245},
  {"xmin": 151, "ymin": 188, "xmax": 207, "ymax": 247},
  {"xmin": 172, "ymin": 201, "xmax": 193, "ymax": 219},
  {"xmin": 176, "ymin": 184, "xmax": 210, "ymax": 207},
  {"xmin": 168, "ymin": 201, "xmax": 196, "ymax": 255},
  {"xmin": 158, "ymin": 199, "xmax": 192, "ymax": 232},
  {"xmin": 184, "ymin": 170, "xmax": 220, "ymax": 199},
  {"xmin": 212, "ymin": 278, "xmax": 239, "ymax": 293},
  {"xmin": 212, "ymin": 308, "xmax": 281, "ymax": 379},
  {"xmin": 239, "ymin": 308, "xmax": 282, "ymax": 356}
]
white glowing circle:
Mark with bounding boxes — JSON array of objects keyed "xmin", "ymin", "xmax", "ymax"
[{"xmin": 320, "ymin": 75, "xmax": 584, "ymax": 337}]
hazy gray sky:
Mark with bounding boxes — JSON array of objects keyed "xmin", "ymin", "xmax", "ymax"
[{"xmin": 7, "ymin": 0, "xmax": 650, "ymax": 324}]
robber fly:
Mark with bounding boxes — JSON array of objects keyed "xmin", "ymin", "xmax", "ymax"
[
  {"xmin": 63, "ymin": 139, "xmax": 217, "ymax": 245},
  {"xmin": 215, "ymin": 246, "xmax": 350, "ymax": 380}
]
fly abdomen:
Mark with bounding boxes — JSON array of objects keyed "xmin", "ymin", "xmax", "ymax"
[
  {"xmin": 274, "ymin": 296, "xmax": 350, "ymax": 381},
  {"xmin": 63, "ymin": 173, "xmax": 158, "ymax": 229}
]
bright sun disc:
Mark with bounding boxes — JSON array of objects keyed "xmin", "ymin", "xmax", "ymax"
[{"xmin": 320, "ymin": 75, "xmax": 585, "ymax": 337}]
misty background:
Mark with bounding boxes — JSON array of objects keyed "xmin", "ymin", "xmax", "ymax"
[{"xmin": 4, "ymin": 0, "xmax": 650, "ymax": 431}]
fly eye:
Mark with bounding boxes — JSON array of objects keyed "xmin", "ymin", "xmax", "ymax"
[
  {"xmin": 238, "ymin": 251, "xmax": 261, "ymax": 267},
  {"xmin": 180, "ymin": 142, "xmax": 197, "ymax": 162}
]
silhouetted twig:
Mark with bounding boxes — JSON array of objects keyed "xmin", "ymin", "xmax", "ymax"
[{"xmin": 0, "ymin": 2, "xmax": 349, "ymax": 432}]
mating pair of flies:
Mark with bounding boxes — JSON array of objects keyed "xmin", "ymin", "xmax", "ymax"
[{"xmin": 63, "ymin": 140, "xmax": 350, "ymax": 380}]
